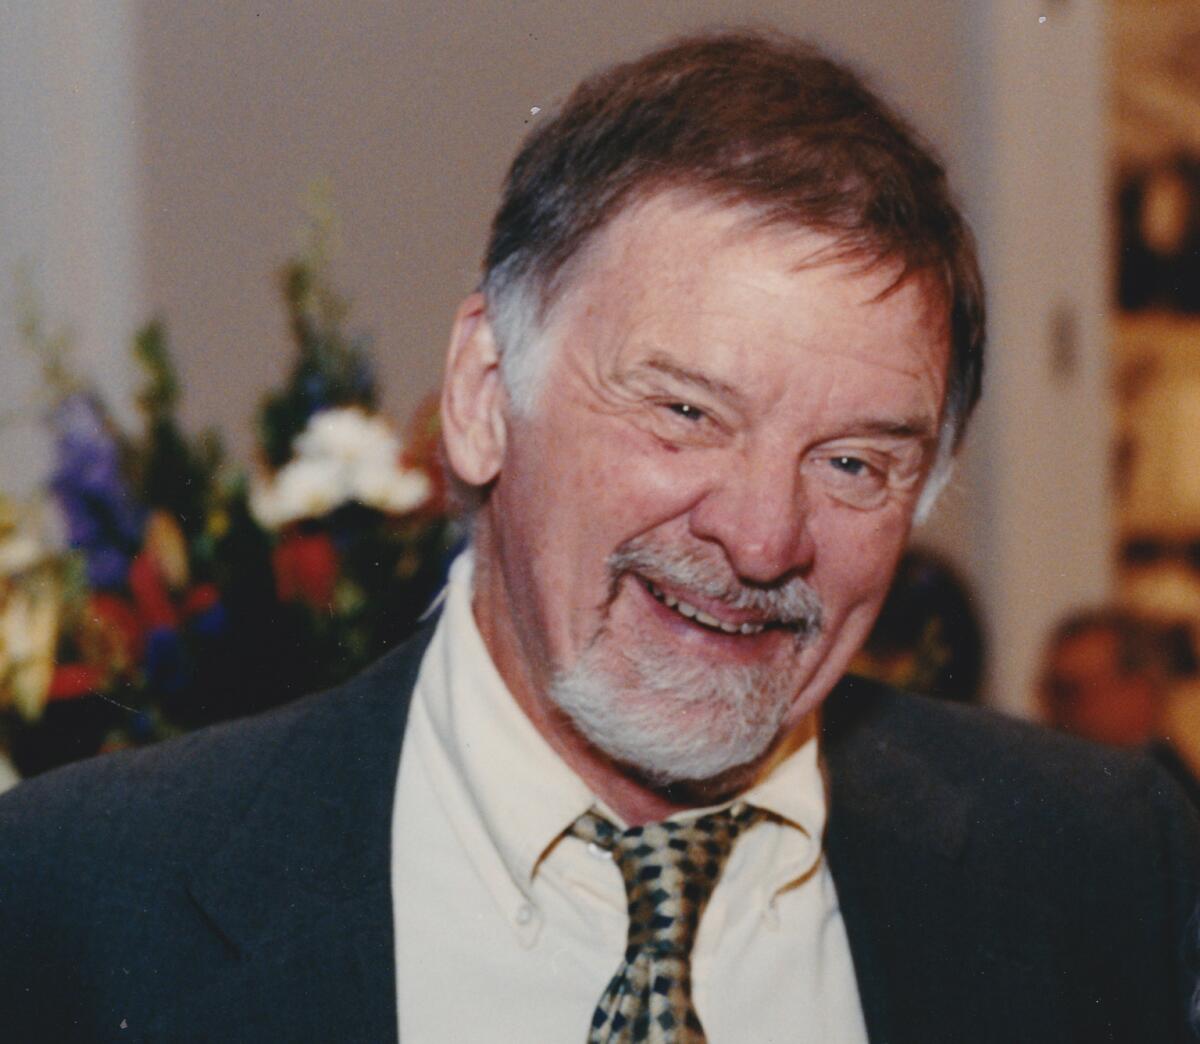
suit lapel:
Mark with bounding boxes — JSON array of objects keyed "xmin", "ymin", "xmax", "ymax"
[{"xmin": 175, "ymin": 623, "xmax": 436, "ymax": 1042}]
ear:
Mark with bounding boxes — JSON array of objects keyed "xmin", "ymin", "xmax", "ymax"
[{"xmin": 441, "ymin": 292, "xmax": 508, "ymax": 487}]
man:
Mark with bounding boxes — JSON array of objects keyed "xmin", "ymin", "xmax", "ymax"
[
  {"xmin": 1041, "ymin": 607, "xmax": 1200, "ymax": 806},
  {"xmin": 1, "ymin": 31, "xmax": 1197, "ymax": 1043}
]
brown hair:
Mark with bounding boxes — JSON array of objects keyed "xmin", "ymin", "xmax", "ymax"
[{"xmin": 482, "ymin": 29, "xmax": 985, "ymax": 447}]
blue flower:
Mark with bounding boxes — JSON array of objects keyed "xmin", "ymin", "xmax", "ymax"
[
  {"xmin": 85, "ymin": 546, "xmax": 132, "ymax": 590},
  {"xmin": 145, "ymin": 626, "xmax": 189, "ymax": 695},
  {"xmin": 127, "ymin": 710, "xmax": 156, "ymax": 742},
  {"xmin": 191, "ymin": 601, "xmax": 227, "ymax": 639},
  {"xmin": 302, "ymin": 372, "xmax": 329, "ymax": 410},
  {"xmin": 48, "ymin": 393, "xmax": 145, "ymax": 587}
]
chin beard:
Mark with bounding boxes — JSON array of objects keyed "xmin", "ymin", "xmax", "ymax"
[
  {"xmin": 548, "ymin": 644, "xmax": 800, "ymax": 785},
  {"xmin": 546, "ymin": 537, "xmax": 824, "ymax": 787}
]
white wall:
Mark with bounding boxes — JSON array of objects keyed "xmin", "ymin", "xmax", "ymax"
[
  {"xmin": 0, "ymin": 1, "xmax": 143, "ymax": 494},
  {"xmin": 131, "ymin": 0, "xmax": 975, "ymax": 461},
  {"xmin": 959, "ymin": 0, "xmax": 1113, "ymax": 713}
]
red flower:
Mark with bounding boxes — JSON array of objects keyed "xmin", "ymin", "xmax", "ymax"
[
  {"xmin": 273, "ymin": 531, "xmax": 339, "ymax": 609},
  {"xmin": 182, "ymin": 582, "xmax": 220, "ymax": 619},
  {"xmin": 47, "ymin": 663, "xmax": 103, "ymax": 702},
  {"xmin": 128, "ymin": 550, "xmax": 178, "ymax": 630},
  {"xmin": 85, "ymin": 592, "xmax": 145, "ymax": 673}
]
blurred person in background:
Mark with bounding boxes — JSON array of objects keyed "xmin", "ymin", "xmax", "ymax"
[
  {"xmin": 1041, "ymin": 607, "xmax": 1200, "ymax": 807},
  {"xmin": 851, "ymin": 547, "xmax": 985, "ymax": 704}
]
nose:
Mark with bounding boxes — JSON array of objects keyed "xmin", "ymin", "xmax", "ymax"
[{"xmin": 687, "ymin": 450, "xmax": 815, "ymax": 584}]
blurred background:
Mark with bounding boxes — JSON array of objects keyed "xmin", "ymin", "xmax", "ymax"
[{"xmin": 2, "ymin": 0, "xmax": 1197, "ymax": 783}]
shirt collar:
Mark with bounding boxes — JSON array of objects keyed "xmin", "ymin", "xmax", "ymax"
[
  {"xmin": 739, "ymin": 714, "xmax": 826, "ymax": 840},
  {"xmin": 428, "ymin": 550, "xmax": 594, "ymax": 889}
]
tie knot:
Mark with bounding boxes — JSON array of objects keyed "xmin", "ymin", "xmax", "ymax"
[{"xmin": 573, "ymin": 805, "xmax": 762, "ymax": 957}]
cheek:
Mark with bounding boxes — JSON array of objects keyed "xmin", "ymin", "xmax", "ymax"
[
  {"xmin": 497, "ymin": 416, "xmax": 701, "ymax": 584},
  {"xmin": 567, "ymin": 419, "xmax": 710, "ymax": 531},
  {"xmin": 810, "ymin": 507, "xmax": 910, "ymax": 613}
]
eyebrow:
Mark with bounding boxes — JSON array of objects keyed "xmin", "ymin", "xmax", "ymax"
[
  {"xmin": 845, "ymin": 417, "xmax": 940, "ymax": 440},
  {"xmin": 637, "ymin": 354, "xmax": 746, "ymax": 407},
  {"xmin": 639, "ymin": 353, "xmax": 938, "ymax": 440}
]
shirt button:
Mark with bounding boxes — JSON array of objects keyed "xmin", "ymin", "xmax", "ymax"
[{"xmin": 515, "ymin": 903, "xmax": 535, "ymax": 926}]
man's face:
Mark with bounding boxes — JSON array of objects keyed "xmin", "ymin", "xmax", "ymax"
[{"xmin": 466, "ymin": 192, "xmax": 950, "ymax": 784}]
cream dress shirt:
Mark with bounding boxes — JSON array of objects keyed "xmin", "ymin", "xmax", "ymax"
[{"xmin": 392, "ymin": 552, "xmax": 869, "ymax": 1042}]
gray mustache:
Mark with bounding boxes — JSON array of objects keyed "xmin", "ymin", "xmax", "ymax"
[{"xmin": 609, "ymin": 538, "xmax": 824, "ymax": 636}]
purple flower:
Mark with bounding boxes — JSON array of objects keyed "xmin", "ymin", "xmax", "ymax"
[
  {"xmin": 85, "ymin": 546, "xmax": 132, "ymax": 590},
  {"xmin": 53, "ymin": 489, "xmax": 103, "ymax": 548},
  {"xmin": 48, "ymin": 393, "xmax": 145, "ymax": 587}
]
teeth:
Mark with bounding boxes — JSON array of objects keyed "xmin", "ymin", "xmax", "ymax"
[{"xmin": 645, "ymin": 580, "xmax": 766, "ymax": 636}]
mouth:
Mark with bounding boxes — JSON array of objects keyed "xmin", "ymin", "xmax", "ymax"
[{"xmin": 642, "ymin": 578, "xmax": 777, "ymax": 636}]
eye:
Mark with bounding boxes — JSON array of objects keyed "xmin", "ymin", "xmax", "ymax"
[
  {"xmin": 830, "ymin": 455, "xmax": 867, "ymax": 476},
  {"xmin": 808, "ymin": 449, "xmax": 890, "ymax": 509},
  {"xmin": 645, "ymin": 397, "xmax": 726, "ymax": 448},
  {"xmin": 666, "ymin": 402, "xmax": 705, "ymax": 422}
]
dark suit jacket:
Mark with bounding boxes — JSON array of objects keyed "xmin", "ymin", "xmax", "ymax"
[{"xmin": 1, "ymin": 621, "xmax": 1198, "ymax": 1042}]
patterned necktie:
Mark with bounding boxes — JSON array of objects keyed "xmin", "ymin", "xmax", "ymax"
[{"xmin": 571, "ymin": 804, "xmax": 764, "ymax": 1043}]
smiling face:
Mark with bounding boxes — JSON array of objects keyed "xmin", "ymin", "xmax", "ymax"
[{"xmin": 443, "ymin": 191, "xmax": 950, "ymax": 809}]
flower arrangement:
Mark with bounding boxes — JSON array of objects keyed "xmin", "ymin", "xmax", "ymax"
[
  {"xmin": 1, "ymin": 216, "xmax": 456, "ymax": 779},
  {"xmin": 242, "ymin": 217, "xmax": 455, "ymax": 697}
]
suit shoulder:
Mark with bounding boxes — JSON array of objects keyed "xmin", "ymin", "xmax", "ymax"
[
  {"xmin": 0, "ymin": 693, "xmax": 307, "ymax": 882},
  {"xmin": 0, "ymin": 621, "xmax": 433, "ymax": 851},
  {"xmin": 826, "ymin": 675, "xmax": 1191, "ymax": 829}
]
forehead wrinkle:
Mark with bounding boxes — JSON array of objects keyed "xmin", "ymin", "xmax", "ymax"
[
  {"xmin": 836, "ymin": 416, "xmax": 940, "ymax": 442},
  {"xmin": 634, "ymin": 353, "xmax": 747, "ymax": 409}
]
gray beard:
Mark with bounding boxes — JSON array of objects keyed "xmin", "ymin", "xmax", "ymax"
[{"xmin": 547, "ymin": 538, "xmax": 823, "ymax": 785}]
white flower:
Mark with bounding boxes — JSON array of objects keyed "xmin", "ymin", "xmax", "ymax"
[
  {"xmin": 0, "ymin": 566, "xmax": 61, "ymax": 721},
  {"xmin": 0, "ymin": 748, "xmax": 19, "ymax": 793},
  {"xmin": 295, "ymin": 408, "xmax": 400, "ymax": 470},
  {"xmin": 0, "ymin": 535, "xmax": 44, "ymax": 578},
  {"xmin": 353, "ymin": 464, "xmax": 432, "ymax": 516},
  {"xmin": 251, "ymin": 456, "xmax": 345, "ymax": 528},
  {"xmin": 250, "ymin": 407, "xmax": 431, "ymax": 529},
  {"xmin": 0, "ymin": 499, "xmax": 59, "ymax": 579}
]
